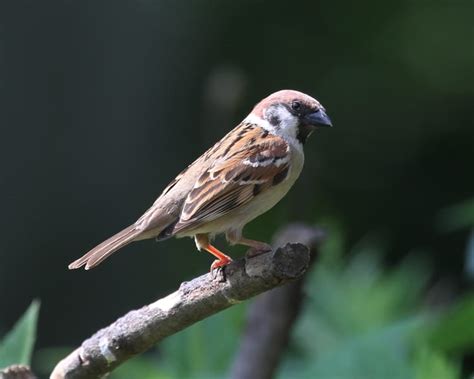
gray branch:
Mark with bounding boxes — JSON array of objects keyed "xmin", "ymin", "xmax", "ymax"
[
  {"xmin": 230, "ymin": 224, "xmax": 326, "ymax": 379},
  {"xmin": 51, "ymin": 242, "xmax": 311, "ymax": 379}
]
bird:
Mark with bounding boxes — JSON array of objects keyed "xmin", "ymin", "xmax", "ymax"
[{"xmin": 68, "ymin": 89, "xmax": 332, "ymax": 271}]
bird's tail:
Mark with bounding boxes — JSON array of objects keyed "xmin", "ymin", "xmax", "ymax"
[{"xmin": 68, "ymin": 225, "xmax": 142, "ymax": 270}]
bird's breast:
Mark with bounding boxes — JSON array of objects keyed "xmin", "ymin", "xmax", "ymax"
[{"xmin": 216, "ymin": 144, "xmax": 304, "ymax": 231}]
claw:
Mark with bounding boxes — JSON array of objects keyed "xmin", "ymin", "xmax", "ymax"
[
  {"xmin": 210, "ymin": 259, "xmax": 231, "ymax": 282},
  {"xmin": 210, "ymin": 257, "xmax": 232, "ymax": 271}
]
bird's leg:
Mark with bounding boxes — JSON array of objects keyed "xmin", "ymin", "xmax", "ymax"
[
  {"xmin": 194, "ymin": 233, "xmax": 233, "ymax": 271},
  {"xmin": 239, "ymin": 238, "xmax": 273, "ymax": 257},
  {"xmin": 226, "ymin": 230, "xmax": 272, "ymax": 258}
]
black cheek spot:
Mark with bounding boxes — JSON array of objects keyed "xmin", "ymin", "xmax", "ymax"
[
  {"xmin": 272, "ymin": 167, "xmax": 289, "ymax": 186},
  {"xmin": 261, "ymin": 130, "xmax": 269, "ymax": 138},
  {"xmin": 269, "ymin": 114, "xmax": 280, "ymax": 126}
]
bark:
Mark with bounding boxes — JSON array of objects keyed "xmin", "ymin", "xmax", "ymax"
[{"xmin": 0, "ymin": 365, "xmax": 37, "ymax": 379}]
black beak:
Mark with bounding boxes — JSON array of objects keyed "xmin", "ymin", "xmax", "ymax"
[{"xmin": 304, "ymin": 108, "xmax": 333, "ymax": 127}]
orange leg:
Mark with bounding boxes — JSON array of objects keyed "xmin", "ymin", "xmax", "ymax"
[{"xmin": 194, "ymin": 234, "xmax": 233, "ymax": 271}]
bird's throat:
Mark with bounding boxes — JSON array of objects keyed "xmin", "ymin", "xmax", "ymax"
[{"xmin": 296, "ymin": 124, "xmax": 314, "ymax": 144}]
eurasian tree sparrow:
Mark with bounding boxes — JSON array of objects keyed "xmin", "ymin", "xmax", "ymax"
[{"xmin": 69, "ymin": 90, "xmax": 332, "ymax": 271}]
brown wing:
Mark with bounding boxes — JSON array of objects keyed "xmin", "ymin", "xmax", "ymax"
[{"xmin": 171, "ymin": 128, "xmax": 290, "ymax": 235}]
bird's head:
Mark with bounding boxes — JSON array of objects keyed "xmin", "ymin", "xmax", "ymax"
[{"xmin": 247, "ymin": 89, "xmax": 332, "ymax": 144}]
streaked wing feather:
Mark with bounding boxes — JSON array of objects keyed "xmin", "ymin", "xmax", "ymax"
[{"xmin": 172, "ymin": 128, "xmax": 290, "ymax": 234}]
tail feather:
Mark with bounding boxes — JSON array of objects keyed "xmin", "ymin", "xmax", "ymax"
[{"xmin": 68, "ymin": 225, "xmax": 142, "ymax": 270}]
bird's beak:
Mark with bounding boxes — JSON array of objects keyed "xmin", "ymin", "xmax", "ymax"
[{"xmin": 304, "ymin": 109, "xmax": 333, "ymax": 127}]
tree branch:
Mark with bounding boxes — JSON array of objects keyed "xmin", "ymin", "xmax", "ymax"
[
  {"xmin": 229, "ymin": 224, "xmax": 326, "ymax": 379},
  {"xmin": 0, "ymin": 365, "xmax": 37, "ymax": 379},
  {"xmin": 51, "ymin": 242, "xmax": 311, "ymax": 379}
]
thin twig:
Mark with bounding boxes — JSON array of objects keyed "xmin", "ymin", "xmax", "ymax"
[{"xmin": 51, "ymin": 242, "xmax": 311, "ymax": 379}]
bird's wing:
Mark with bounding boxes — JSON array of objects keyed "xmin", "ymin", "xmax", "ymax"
[{"xmin": 171, "ymin": 128, "xmax": 291, "ymax": 235}]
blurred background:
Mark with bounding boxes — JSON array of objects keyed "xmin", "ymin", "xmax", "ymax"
[{"xmin": 1, "ymin": 0, "xmax": 474, "ymax": 377}]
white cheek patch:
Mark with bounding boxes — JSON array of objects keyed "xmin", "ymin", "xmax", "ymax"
[
  {"xmin": 268, "ymin": 105, "xmax": 299, "ymax": 133},
  {"xmin": 243, "ymin": 110, "xmax": 303, "ymax": 150}
]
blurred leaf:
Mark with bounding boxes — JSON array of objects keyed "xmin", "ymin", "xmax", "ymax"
[
  {"xmin": 281, "ymin": 230, "xmax": 436, "ymax": 378},
  {"xmin": 438, "ymin": 198, "xmax": 474, "ymax": 231},
  {"xmin": 317, "ymin": 219, "xmax": 346, "ymax": 265},
  {"xmin": 424, "ymin": 295, "xmax": 474, "ymax": 354},
  {"xmin": 0, "ymin": 300, "xmax": 40, "ymax": 368},
  {"xmin": 294, "ymin": 247, "xmax": 430, "ymax": 356},
  {"xmin": 281, "ymin": 318, "xmax": 423, "ymax": 379},
  {"xmin": 110, "ymin": 355, "xmax": 171, "ymax": 379},
  {"xmin": 413, "ymin": 346, "xmax": 460, "ymax": 379}
]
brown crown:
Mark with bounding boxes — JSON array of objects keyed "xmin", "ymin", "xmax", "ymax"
[{"xmin": 251, "ymin": 89, "xmax": 320, "ymax": 118}]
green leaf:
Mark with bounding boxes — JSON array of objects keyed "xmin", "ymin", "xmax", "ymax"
[
  {"xmin": 424, "ymin": 295, "xmax": 474, "ymax": 354},
  {"xmin": 0, "ymin": 300, "xmax": 40, "ymax": 368},
  {"xmin": 280, "ymin": 231, "xmax": 436, "ymax": 379},
  {"xmin": 413, "ymin": 346, "xmax": 460, "ymax": 379},
  {"xmin": 437, "ymin": 198, "xmax": 474, "ymax": 231},
  {"xmin": 280, "ymin": 318, "xmax": 425, "ymax": 379},
  {"xmin": 110, "ymin": 355, "xmax": 172, "ymax": 379}
]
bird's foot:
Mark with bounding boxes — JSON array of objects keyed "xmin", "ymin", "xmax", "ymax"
[
  {"xmin": 245, "ymin": 243, "xmax": 272, "ymax": 258},
  {"xmin": 210, "ymin": 256, "xmax": 232, "ymax": 271},
  {"xmin": 210, "ymin": 257, "xmax": 232, "ymax": 281}
]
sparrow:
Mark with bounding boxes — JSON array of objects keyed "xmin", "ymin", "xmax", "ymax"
[{"xmin": 68, "ymin": 89, "xmax": 332, "ymax": 271}]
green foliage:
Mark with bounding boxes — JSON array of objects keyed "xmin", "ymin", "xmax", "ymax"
[
  {"xmin": 110, "ymin": 356, "xmax": 170, "ymax": 379},
  {"xmin": 413, "ymin": 347, "xmax": 460, "ymax": 379},
  {"xmin": 438, "ymin": 197, "xmax": 474, "ymax": 231},
  {"xmin": 0, "ymin": 300, "xmax": 40, "ymax": 368},
  {"xmin": 424, "ymin": 295, "xmax": 474, "ymax": 354},
  {"xmin": 281, "ymin": 319, "xmax": 422, "ymax": 379},
  {"xmin": 278, "ymin": 235, "xmax": 433, "ymax": 379}
]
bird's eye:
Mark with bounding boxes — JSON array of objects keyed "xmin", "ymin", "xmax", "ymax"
[{"xmin": 291, "ymin": 100, "xmax": 302, "ymax": 112}]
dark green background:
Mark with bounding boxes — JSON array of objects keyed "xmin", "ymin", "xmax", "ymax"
[{"xmin": 0, "ymin": 0, "xmax": 473, "ymax": 349}]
